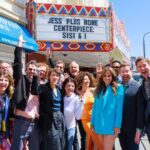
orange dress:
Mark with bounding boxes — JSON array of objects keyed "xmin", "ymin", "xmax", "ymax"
[{"xmin": 81, "ymin": 92, "xmax": 102, "ymax": 150}]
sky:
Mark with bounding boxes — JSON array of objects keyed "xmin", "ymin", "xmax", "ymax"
[{"xmin": 109, "ymin": 0, "xmax": 150, "ymax": 58}]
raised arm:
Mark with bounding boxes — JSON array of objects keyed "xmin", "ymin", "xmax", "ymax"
[{"xmin": 13, "ymin": 47, "xmax": 23, "ymax": 87}]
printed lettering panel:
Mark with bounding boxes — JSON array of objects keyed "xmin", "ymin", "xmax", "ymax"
[{"xmin": 35, "ymin": 15, "xmax": 110, "ymax": 43}]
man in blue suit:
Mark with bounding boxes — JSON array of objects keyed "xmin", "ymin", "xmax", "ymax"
[{"xmin": 119, "ymin": 63, "xmax": 140, "ymax": 150}]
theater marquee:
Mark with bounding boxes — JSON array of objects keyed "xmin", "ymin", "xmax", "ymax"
[
  {"xmin": 31, "ymin": 3, "xmax": 114, "ymax": 51},
  {"xmin": 35, "ymin": 15, "xmax": 110, "ymax": 43}
]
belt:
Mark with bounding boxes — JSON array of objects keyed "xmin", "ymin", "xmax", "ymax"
[
  {"xmin": 53, "ymin": 110, "xmax": 61, "ymax": 112},
  {"xmin": 15, "ymin": 115, "xmax": 38, "ymax": 122}
]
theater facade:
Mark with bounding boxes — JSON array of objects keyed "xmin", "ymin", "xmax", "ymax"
[
  {"xmin": 27, "ymin": 0, "xmax": 130, "ymax": 68},
  {"xmin": 0, "ymin": 0, "xmax": 38, "ymax": 63}
]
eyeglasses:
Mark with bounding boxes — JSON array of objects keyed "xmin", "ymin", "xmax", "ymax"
[
  {"xmin": 0, "ymin": 66, "xmax": 9, "ymax": 69},
  {"xmin": 28, "ymin": 68, "xmax": 36, "ymax": 71},
  {"xmin": 112, "ymin": 66, "xmax": 120, "ymax": 69},
  {"xmin": 56, "ymin": 65, "xmax": 63, "ymax": 69},
  {"xmin": 39, "ymin": 70, "xmax": 46, "ymax": 73}
]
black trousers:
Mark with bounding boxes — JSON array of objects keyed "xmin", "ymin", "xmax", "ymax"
[
  {"xmin": 119, "ymin": 130, "xmax": 139, "ymax": 150},
  {"xmin": 145, "ymin": 123, "xmax": 150, "ymax": 143},
  {"xmin": 78, "ymin": 120, "xmax": 86, "ymax": 150}
]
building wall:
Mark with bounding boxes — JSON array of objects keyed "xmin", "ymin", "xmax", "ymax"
[
  {"xmin": 34, "ymin": 0, "xmax": 108, "ymax": 7},
  {"xmin": 113, "ymin": 11, "xmax": 130, "ymax": 60},
  {"xmin": 0, "ymin": 0, "xmax": 27, "ymax": 63},
  {"xmin": 0, "ymin": 0, "xmax": 27, "ymax": 25}
]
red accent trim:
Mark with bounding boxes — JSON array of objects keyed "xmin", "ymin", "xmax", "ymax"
[
  {"xmin": 44, "ymin": 3, "xmax": 52, "ymax": 11},
  {"xmin": 95, "ymin": 7, "xmax": 101, "ymax": 13},
  {"xmin": 37, "ymin": 41, "xmax": 46, "ymax": 51},
  {"xmin": 110, "ymin": 7, "xmax": 114, "ymax": 48},
  {"xmin": 30, "ymin": 8, "xmax": 33, "ymax": 13},
  {"xmin": 65, "ymin": 5, "xmax": 72, "ymax": 12},
  {"xmin": 85, "ymin": 43, "xmax": 96, "ymax": 50},
  {"xmin": 68, "ymin": 43, "xmax": 80, "ymax": 50},
  {"xmin": 75, "ymin": 6, "xmax": 82, "ymax": 13},
  {"xmin": 51, "ymin": 42, "xmax": 64, "ymax": 50},
  {"xmin": 54, "ymin": 4, "xmax": 62, "ymax": 11},
  {"xmin": 85, "ymin": 6, "xmax": 92, "ymax": 13},
  {"xmin": 30, "ymin": 14, "xmax": 33, "ymax": 20}
]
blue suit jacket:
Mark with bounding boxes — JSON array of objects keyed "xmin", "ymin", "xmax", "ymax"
[{"xmin": 91, "ymin": 84, "xmax": 124, "ymax": 135}]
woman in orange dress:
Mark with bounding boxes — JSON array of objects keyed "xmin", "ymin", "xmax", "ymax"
[{"xmin": 75, "ymin": 72, "xmax": 102, "ymax": 150}]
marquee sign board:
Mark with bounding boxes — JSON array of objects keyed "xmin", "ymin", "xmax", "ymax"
[
  {"xmin": 30, "ymin": 3, "xmax": 114, "ymax": 51},
  {"xmin": 35, "ymin": 15, "xmax": 110, "ymax": 43}
]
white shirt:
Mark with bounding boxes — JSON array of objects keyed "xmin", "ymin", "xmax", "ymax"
[
  {"xmin": 25, "ymin": 94, "xmax": 39, "ymax": 119},
  {"xmin": 64, "ymin": 93, "xmax": 84, "ymax": 129}
]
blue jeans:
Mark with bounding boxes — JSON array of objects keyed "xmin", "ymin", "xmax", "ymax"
[
  {"xmin": 73, "ymin": 126, "xmax": 79, "ymax": 150},
  {"xmin": 67, "ymin": 127, "xmax": 75, "ymax": 150},
  {"xmin": 12, "ymin": 116, "xmax": 39, "ymax": 150}
]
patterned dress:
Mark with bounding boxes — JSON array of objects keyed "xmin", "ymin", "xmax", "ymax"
[{"xmin": 0, "ymin": 94, "xmax": 10, "ymax": 150}]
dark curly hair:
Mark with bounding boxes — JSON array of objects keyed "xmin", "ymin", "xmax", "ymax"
[
  {"xmin": 62, "ymin": 77, "xmax": 77, "ymax": 96},
  {"xmin": 74, "ymin": 71, "xmax": 94, "ymax": 91},
  {"xmin": 95, "ymin": 67, "xmax": 117, "ymax": 96}
]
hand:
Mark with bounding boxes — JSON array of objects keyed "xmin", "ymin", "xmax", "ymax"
[
  {"xmin": 96, "ymin": 62, "xmax": 103, "ymax": 72},
  {"xmin": 109, "ymin": 58, "xmax": 114, "ymax": 64},
  {"xmin": 46, "ymin": 47, "xmax": 52, "ymax": 58},
  {"xmin": 135, "ymin": 131, "xmax": 141, "ymax": 144},
  {"xmin": 114, "ymin": 128, "xmax": 120, "ymax": 137},
  {"xmin": 64, "ymin": 73, "xmax": 69, "ymax": 80},
  {"xmin": 90, "ymin": 125, "xmax": 94, "ymax": 132},
  {"xmin": 6, "ymin": 138, "xmax": 11, "ymax": 146},
  {"xmin": 18, "ymin": 33, "xmax": 26, "ymax": 47}
]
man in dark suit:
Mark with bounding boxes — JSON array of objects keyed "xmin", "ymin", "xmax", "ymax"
[
  {"xmin": 119, "ymin": 63, "xmax": 140, "ymax": 150},
  {"xmin": 135, "ymin": 57, "xmax": 150, "ymax": 144}
]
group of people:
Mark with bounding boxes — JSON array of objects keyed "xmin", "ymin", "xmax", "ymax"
[{"xmin": 0, "ymin": 43, "xmax": 150, "ymax": 150}]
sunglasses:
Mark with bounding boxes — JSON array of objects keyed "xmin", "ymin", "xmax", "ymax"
[
  {"xmin": 112, "ymin": 66, "xmax": 120, "ymax": 69},
  {"xmin": 28, "ymin": 68, "xmax": 36, "ymax": 71}
]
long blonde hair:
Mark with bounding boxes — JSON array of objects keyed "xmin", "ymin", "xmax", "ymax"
[{"xmin": 75, "ymin": 71, "xmax": 94, "ymax": 91}]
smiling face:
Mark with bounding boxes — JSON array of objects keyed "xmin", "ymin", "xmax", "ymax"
[
  {"xmin": 112, "ymin": 61, "xmax": 121, "ymax": 75},
  {"xmin": 102, "ymin": 70, "xmax": 113, "ymax": 86},
  {"xmin": 55, "ymin": 63, "xmax": 64, "ymax": 73},
  {"xmin": 49, "ymin": 71, "xmax": 60, "ymax": 86},
  {"xmin": 0, "ymin": 62, "xmax": 13, "ymax": 76},
  {"xmin": 65, "ymin": 81, "xmax": 75, "ymax": 96},
  {"xmin": 136, "ymin": 60, "xmax": 150, "ymax": 79},
  {"xmin": 120, "ymin": 65, "xmax": 132, "ymax": 83},
  {"xmin": 69, "ymin": 62, "xmax": 79, "ymax": 77},
  {"xmin": 82, "ymin": 75, "xmax": 90, "ymax": 88},
  {"xmin": 0, "ymin": 75, "xmax": 9, "ymax": 95},
  {"xmin": 26, "ymin": 64, "xmax": 37, "ymax": 80},
  {"xmin": 38, "ymin": 66, "xmax": 47, "ymax": 80}
]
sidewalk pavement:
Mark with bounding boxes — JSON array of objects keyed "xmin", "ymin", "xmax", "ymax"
[{"xmin": 115, "ymin": 136, "xmax": 150, "ymax": 150}]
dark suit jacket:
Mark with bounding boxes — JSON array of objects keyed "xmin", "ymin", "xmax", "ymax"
[
  {"xmin": 12, "ymin": 47, "xmax": 38, "ymax": 110},
  {"xmin": 38, "ymin": 81, "xmax": 63, "ymax": 129},
  {"xmin": 121, "ymin": 79, "xmax": 140, "ymax": 133},
  {"xmin": 136, "ymin": 78, "xmax": 150, "ymax": 130}
]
